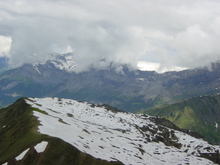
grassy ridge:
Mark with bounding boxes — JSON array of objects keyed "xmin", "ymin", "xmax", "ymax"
[
  {"xmin": 0, "ymin": 98, "xmax": 123, "ymax": 165},
  {"xmin": 143, "ymin": 94, "xmax": 220, "ymax": 144},
  {"xmin": 0, "ymin": 98, "xmax": 44, "ymax": 163}
]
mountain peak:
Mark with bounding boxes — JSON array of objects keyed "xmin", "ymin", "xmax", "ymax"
[
  {"xmin": 32, "ymin": 53, "xmax": 76, "ymax": 73},
  {"xmin": 31, "ymin": 53, "xmax": 189, "ymax": 74}
]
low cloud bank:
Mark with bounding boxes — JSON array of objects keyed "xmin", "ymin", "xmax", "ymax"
[{"xmin": 0, "ymin": 0, "xmax": 220, "ymax": 72}]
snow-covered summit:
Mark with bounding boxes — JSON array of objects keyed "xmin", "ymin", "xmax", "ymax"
[
  {"xmin": 25, "ymin": 97, "xmax": 220, "ymax": 165},
  {"xmin": 32, "ymin": 53, "xmax": 76, "ymax": 73}
]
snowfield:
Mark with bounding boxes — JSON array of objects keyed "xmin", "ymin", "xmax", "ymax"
[{"xmin": 25, "ymin": 97, "xmax": 219, "ymax": 165}]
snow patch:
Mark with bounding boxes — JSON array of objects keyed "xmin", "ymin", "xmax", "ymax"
[
  {"xmin": 215, "ymin": 122, "xmax": 219, "ymax": 129},
  {"xmin": 2, "ymin": 162, "xmax": 8, "ymax": 165},
  {"xmin": 34, "ymin": 141, "xmax": 48, "ymax": 153},
  {"xmin": 15, "ymin": 148, "xmax": 30, "ymax": 161}
]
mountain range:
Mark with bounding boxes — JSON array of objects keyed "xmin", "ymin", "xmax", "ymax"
[
  {"xmin": 0, "ymin": 97, "xmax": 220, "ymax": 165},
  {"xmin": 0, "ymin": 53, "xmax": 220, "ymax": 113}
]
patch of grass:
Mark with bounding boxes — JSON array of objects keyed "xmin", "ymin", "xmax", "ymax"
[
  {"xmin": 0, "ymin": 98, "xmax": 45, "ymax": 163},
  {"xmin": 31, "ymin": 107, "xmax": 48, "ymax": 115},
  {"xmin": 0, "ymin": 98, "xmax": 124, "ymax": 165},
  {"xmin": 39, "ymin": 137, "xmax": 124, "ymax": 165}
]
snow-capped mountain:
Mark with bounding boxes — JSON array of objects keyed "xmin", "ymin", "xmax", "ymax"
[
  {"xmin": 32, "ymin": 53, "xmax": 187, "ymax": 73},
  {"xmin": 32, "ymin": 53, "xmax": 76, "ymax": 73},
  {"xmin": 1, "ymin": 97, "xmax": 219, "ymax": 165}
]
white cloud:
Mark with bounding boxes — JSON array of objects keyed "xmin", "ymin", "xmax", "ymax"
[
  {"xmin": 0, "ymin": 35, "xmax": 11, "ymax": 56},
  {"xmin": 211, "ymin": 17, "xmax": 220, "ymax": 35},
  {"xmin": 0, "ymin": 0, "xmax": 220, "ymax": 71},
  {"xmin": 171, "ymin": 24, "xmax": 220, "ymax": 68}
]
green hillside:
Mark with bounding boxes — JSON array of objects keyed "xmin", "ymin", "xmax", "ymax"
[
  {"xmin": 0, "ymin": 98, "xmax": 123, "ymax": 165},
  {"xmin": 143, "ymin": 94, "xmax": 220, "ymax": 144}
]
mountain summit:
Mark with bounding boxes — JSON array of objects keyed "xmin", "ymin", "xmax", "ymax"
[
  {"xmin": 1, "ymin": 97, "xmax": 220, "ymax": 164},
  {"xmin": 32, "ymin": 53, "xmax": 76, "ymax": 73}
]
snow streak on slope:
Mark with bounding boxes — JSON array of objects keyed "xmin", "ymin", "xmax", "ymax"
[
  {"xmin": 26, "ymin": 97, "xmax": 219, "ymax": 165},
  {"xmin": 15, "ymin": 148, "xmax": 30, "ymax": 161}
]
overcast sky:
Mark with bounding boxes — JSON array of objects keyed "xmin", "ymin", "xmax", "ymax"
[{"xmin": 0, "ymin": 0, "xmax": 220, "ymax": 72}]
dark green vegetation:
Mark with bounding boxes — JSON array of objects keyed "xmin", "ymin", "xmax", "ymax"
[
  {"xmin": 0, "ymin": 61, "xmax": 220, "ymax": 113},
  {"xmin": 144, "ymin": 94, "xmax": 220, "ymax": 144},
  {"xmin": 0, "ymin": 98, "xmax": 123, "ymax": 165}
]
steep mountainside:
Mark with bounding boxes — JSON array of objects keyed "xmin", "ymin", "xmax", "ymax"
[
  {"xmin": 0, "ymin": 53, "xmax": 220, "ymax": 112},
  {"xmin": 143, "ymin": 94, "xmax": 220, "ymax": 145},
  {"xmin": 0, "ymin": 98, "xmax": 122, "ymax": 165},
  {"xmin": 0, "ymin": 97, "xmax": 220, "ymax": 165}
]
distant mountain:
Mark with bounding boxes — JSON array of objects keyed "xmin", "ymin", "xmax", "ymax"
[
  {"xmin": 0, "ymin": 53, "xmax": 220, "ymax": 112},
  {"xmin": 143, "ymin": 94, "xmax": 220, "ymax": 145},
  {"xmin": 1, "ymin": 97, "xmax": 220, "ymax": 164},
  {"xmin": 32, "ymin": 53, "xmax": 76, "ymax": 73}
]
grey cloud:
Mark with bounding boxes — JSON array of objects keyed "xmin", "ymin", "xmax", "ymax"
[{"xmin": 0, "ymin": 0, "xmax": 220, "ymax": 71}]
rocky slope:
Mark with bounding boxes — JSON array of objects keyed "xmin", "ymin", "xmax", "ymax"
[
  {"xmin": 0, "ymin": 97, "xmax": 220, "ymax": 165},
  {"xmin": 143, "ymin": 94, "xmax": 220, "ymax": 145}
]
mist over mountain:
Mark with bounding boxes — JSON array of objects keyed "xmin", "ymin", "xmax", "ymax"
[
  {"xmin": 1, "ymin": 0, "xmax": 220, "ymax": 71},
  {"xmin": 0, "ymin": 53, "xmax": 220, "ymax": 112}
]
